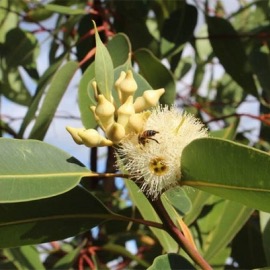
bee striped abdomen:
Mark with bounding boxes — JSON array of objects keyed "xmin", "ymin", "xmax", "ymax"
[{"xmin": 138, "ymin": 130, "xmax": 159, "ymax": 146}]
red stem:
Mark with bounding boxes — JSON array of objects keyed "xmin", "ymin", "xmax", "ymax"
[{"xmin": 149, "ymin": 197, "xmax": 213, "ymax": 270}]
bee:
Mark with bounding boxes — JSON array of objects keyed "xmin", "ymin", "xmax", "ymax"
[{"xmin": 138, "ymin": 130, "xmax": 159, "ymax": 146}]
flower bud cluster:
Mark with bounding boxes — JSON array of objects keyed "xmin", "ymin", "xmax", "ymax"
[{"xmin": 66, "ymin": 70, "xmax": 165, "ymax": 148}]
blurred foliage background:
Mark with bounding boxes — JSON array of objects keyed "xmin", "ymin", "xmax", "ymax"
[{"xmin": 1, "ymin": 0, "xmax": 270, "ymax": 269}]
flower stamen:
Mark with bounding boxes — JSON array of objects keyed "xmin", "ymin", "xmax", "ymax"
[{"xmin": 149, "ymin": 157, "xmax": 169, "ymax": 176}]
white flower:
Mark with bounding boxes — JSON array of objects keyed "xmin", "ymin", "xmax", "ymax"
[{"xmin": 116, "ymin": 105, "xmax": 208, "ymax": 200}]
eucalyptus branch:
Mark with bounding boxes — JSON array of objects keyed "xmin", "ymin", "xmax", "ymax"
[{"xmin": 148, "ymin": 196, "xmax": 213, "ymax": 270}]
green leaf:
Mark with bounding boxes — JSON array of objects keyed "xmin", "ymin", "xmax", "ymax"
[
  {"xmin": 112, "ymin": 1, "xmax": 154, "ymax": 51},
  {"xmin": 0, "ymin": 186, "xmax": 111, "ymax": 248},
  {"xmin": 4, "ymin": 28, "xmax": 39, "ymax": 68},
  {"xmin": 148, "ymin": 253, "xmax": 195, "ymax": 270},
  {"xmin": 173, "ymin": 56, "xmax": 193, "ymax": 80},
  {"xmin": 250, "ymin": 43, "xmax": 270, "ymax": 98},
  {"xmin": 52, "ymin": 246, "xmax": 81, "ymax": 269},
  {"xmin": 78, "ymin": 62, "xmax": 97, "ymax": 129},
  {"xmin": 93, "ymin": 21, "xmax": 114, "ymax": 101},
  {"xmin": 161, "ymin": 4, "xmax": 197, "ymax": 44},
  {"xmin": 0, "ymin": 0, "xmax": 18, "ymax": 43},
  {"xmin": 183, "ymin": 189, "xmax": 210, "ymax": 226},
  {"xmin": 134, "ymin": 49, "xmax": 176, "ymax": 105},
  {"xmin": 107, "ymin": 33, "xmax": 131, "ymax": 68},
  {"xmin": 45, "ymin": 4, "xmax": 86, "ymax": 15},
  {"xmin": 0, "ymin": 138, "xmax": 89, "ymax": 202},
  {"xmin": 18, "ymin": 54, "xmax": 66, "ymax": 137},
  {"xmin": 181, "ymin": 138, "xmax": 270, "ymax": 212},
  {"xmin": 203, "ymin": 200, "xmax": 253, "ymax": 261},
  {"xmin": 125, "ymin": 179, "xmax": 178, "ymax": 252},
  {"xmin": 25, "ymin": 7, "xmax": 53, "ymax": 22},
  {"xmin": 29, "ymin": 60, "xmax": 79, "ymax": 140},
  {"xmin": 163, "ymin": 187, "xmax": 192, "ymax": 216},
  {"xmin": 207, "ymin": 16, "xmax": 258, "ymax": 97},
  {"xmin": 0, "ymin": 68, "xmax": 32, "ymax": 106},
  {"xmin": 161, "ymin": 3, "xmax": 197, "ymax": 57},
  {"xmin": 4, "ymin": 246, "xmax": 45, "ymax": 270}
]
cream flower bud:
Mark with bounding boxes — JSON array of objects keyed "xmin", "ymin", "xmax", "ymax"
[
  {"xmin": 119, "ymin": 70, "xmax": 137, "ymax": 104},
  {"xmin": 66, "ymin": 126, "xmax": 86, "ymax": 145},
  {"xmin": 78, "ymin": 129, "xmax": 113, "ymax": 147},
  {"xmin": 95, "ymin": 94, "xmax": 115, "ymax": 130},
  {"xmin": 134, "ymin": 88, "xmax": 165, "ymax": 113},
  {"xmin": 115, "ymin": 71, "xmax": 126, "ymax": 102},
  {"xmin": 106, "ymin": 122, "xmax": 126, "ymax": 144},
  {"xmin": 126, "ymin": 111, "xmax": 151, "ymax": 134},
  {"xmin": 92, "ymin": 81, "xmax": 98, "ymax": 101},
  {"xmin": 90, "ymin": 106, "xmax": 99, "ymax": 121},
  {"xmin": 117, "ymin": 96, "xmax": 135, "ymax": 128}
]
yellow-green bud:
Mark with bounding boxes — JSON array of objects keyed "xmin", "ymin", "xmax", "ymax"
[
  {"xmin": 66, "ymin": 126, "xmax": 86, "ymax": 145},
  {"xmin": 115, "ymin": 71, "xmax": 126, "ymax": 102},
  {"xmin": 119, "ymin": 70, "xmax": 137, "ymax": 104},
  {"xmin": 106, "ymin": 122, "xmax": 126, "ymax": 144},
  {"xmin": 117, "ymin": 96, "xmax": 135, "ymax": 128},
  {"xmin": 90, "ymin": 106, "xmax": 98, "ymax": 121},
  {"xmin": 134, "ymin": 88, "xmax": 165, "ymax": 113},
  {"xmin": 78, "ymin": 129, "xmax": 113, "ymax": 147},
  {"xmin": 91, "ymin": 81, "xmax": 98, "ymax": 101},
  {"xmin": 95, "ymin": 94, "xmax": 115, "ymax": 129},
  {"xmin": 126, "ymin": 111, "xmax": 151, "ymax": 134}
]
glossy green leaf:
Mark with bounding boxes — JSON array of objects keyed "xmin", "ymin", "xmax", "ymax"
[
  {"xmin": 250, "ymin": 43, "xmax": 270, "ymax": 98},
  {"xmin": 163, "ymin": 187, "xmax": 192, "ymax": 216},
  {"xmin": 134, "ymin": 49, "xmax": 176, "ymax": 105},
  {"xmin": 183, "ymin": 189, "xmax": 210, "ymax": 226},
  {"xmin": 203, "ymin": 200, "xmax": 253, "ymax": 261},
  {"xmin": 45, "ymin": 4, "xmax": 86, "ymax": 15},
  {"xmin": 53, "ymin": 246, "xmax": 81, "ymax": 269},
  {"xmin": 94, "ymin": 21, "xmax": 114, "ymax": 101},
  {"xmin": 18, "ymin": 54, "xmax": 66, "ymax": 137},
  {"xmin": 112, "ymin": 1, "xmax": 155, "ymax": 51},
  {"xmin": 195, "ymin": 24, "xmax": 212, "ymax": 60},
  {"xmin": 173, "ymin": 56, "xmax": 193, "ymax": 80},
  {"xmin": 148, "ymin": 253, "xmax": 195, "ymax": 270},
  {"xmin": 25, "ymin": 7, "xmax": 53, "ymax": 22},
  {"xmin": 161, "ymin": 3, "xmax": 197, "ymax": 57},
  {"xmin": 107, "ymin": 33, "xmax": 131, "ymax": 68},
  {"xmin": 78, "ymin": 62, "xmax": 97, "ymax": 129},
  {"xmin": 181, "ymin": 138, "xmax": 270, "ymax": 212},
  {"xmin": 29, "ymin": 61, "xmax": 79, "ymax": 140},
  {"xmin": 206, "ymin": 247, "xmax": 231, "ymax": 270},
  {"xmin": 0, "ymin": 138, "xmax": 89, "ymax": 202},
  {"xmin": 4, "ymin": 246, "xmax": 45, "ymax": 270},
  {"xmin": 4, "ymin": 28, "xmax": 39, "ymax": 68},
  {"xmin": 161, "ymin": 4, "xmax": 197, "ymax": 44},
  {"xmin": 0, "ymin": 68, "xmax": 32, "ymax": 106},
  {"xmin": 0, "ymin": 186, "xmax": 111, "ymax": 248},
  {"xmin": 0, "ymin": 0, "xmax": 18, "ymax": 43},
  {"xmin": 125, "ymin": 179, "xmax": 178, "ymax": 252},
  {"xmin": 207, "ymin": 16, "xmax": 258, "ymax": 97}
]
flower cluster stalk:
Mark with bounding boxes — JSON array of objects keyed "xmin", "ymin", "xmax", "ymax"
[{"xmin": 149, "ymin": 195, "xmax": 213, "ymax": 270}]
